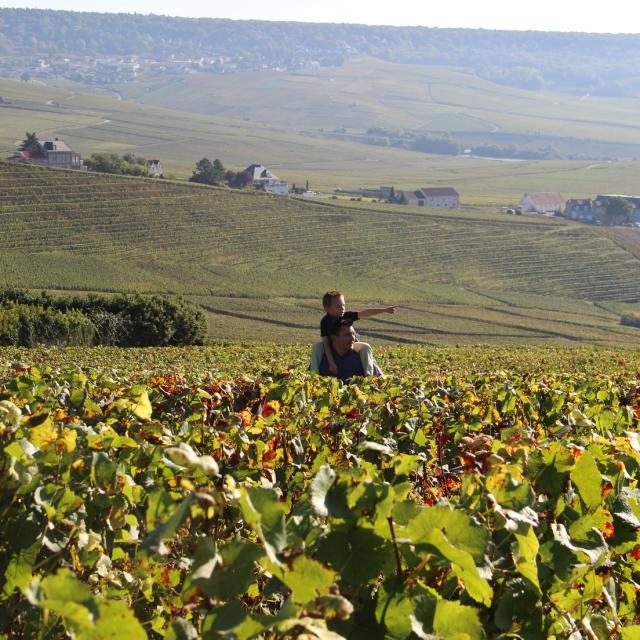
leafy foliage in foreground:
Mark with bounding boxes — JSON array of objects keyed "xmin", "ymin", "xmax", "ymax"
[{"xmin": 3, "ymin": 355, "xmax": 640, "ymax": 637}]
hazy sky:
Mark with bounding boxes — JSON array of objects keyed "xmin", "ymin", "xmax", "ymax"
[{"xmin": 4, "ymin": 0, "xmax": 640, "ymax": 33}]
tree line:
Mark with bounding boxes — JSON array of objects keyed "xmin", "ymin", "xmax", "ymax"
[{"xmin": 0, "ymin": 290, "xmax": 207, "ymax": 347}]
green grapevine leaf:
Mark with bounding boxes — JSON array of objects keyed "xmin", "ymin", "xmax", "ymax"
[
  {"xmin": 78, "ymin": 600, "xmax": 146, "ymax": 640},
  {"xmin": 279, "ymin": 555, "xmax": 337, "ymax": 605},
  {"xmin": 238, "ymin": 487, "xmax": 287, "ymax": 563},
  {"xmin": 2, "ymin": 515, "xmax": 41, "ymax": 596},
  {"xmin": 571, "ymin": 451, "xmax": 602, "ymax": 512},
  {"xmin": 512, "ymin": 526, "xmax": 541, "ymax": 593},
  {"xmin": 184, "ymin": 538, "xmax": 264, "ymax": 599}
]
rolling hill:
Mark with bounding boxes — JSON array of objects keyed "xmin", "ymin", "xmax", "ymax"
[
  {"xmin": 2, "ymin": 161, "xmax": 640, "ymax": 344},
  {"xmin": 118, "ymin": 58, "xmax": 640, "ymax": 158},
  {"xmin": 1, "ymin": 76, "xmax": 639, "ymax": 207}
]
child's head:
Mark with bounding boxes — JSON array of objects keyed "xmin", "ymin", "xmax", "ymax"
[{"xmin": 322, "ymin": 290, "xmax": 346, "ymax": 318}]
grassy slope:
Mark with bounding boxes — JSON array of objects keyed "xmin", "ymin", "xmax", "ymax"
[
  {"xmin": 2, "ymin": 161, "xmax": 640, "ymax": 345},
  {"xmin": 0, "ymin": 77, "xmax": 639, "ymax": 207},
  {"xmin": 118, "ymin": 58, "xmax": 640, "ymax": 147}
]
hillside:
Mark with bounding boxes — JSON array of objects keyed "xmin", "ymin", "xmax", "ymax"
[
  {"xmin": 119, "ymin": 58, "xmax": 640, "ymax": 159},
  {"xmin": 1, "ymin": 78, "xmax": 640, "ymax": 205},
  {"xmin": 2, "ymin": 161, "xmax": 640, "ymax": 344}
]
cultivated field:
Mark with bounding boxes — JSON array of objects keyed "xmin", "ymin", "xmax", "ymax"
[
  {"xmin": 3, "ymin": 345, "xmax": 640, "ymax": 638},
  {"xmin": 1, "ymin": 76, "xmax": 639, "ymax": 204},
  {"xmin": 1, "ymin": 162, "xmax": 640, "ymax": 344}
]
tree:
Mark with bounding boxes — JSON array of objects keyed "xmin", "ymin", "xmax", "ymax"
[
  {"xmin": 212, "ymin": 159, "xmax": 225, "ymax": 183},
  {"xmin": 85, "ymin": 153, "xmax": 125, "ymax": 174},
  {"xmin": 189, "ymin": 158, "xmax": 217, "ymax": 185},
  {"xmin": 224, "ymin": 169, "xmax": 253, "ymax": 189},
  {"xmin": 605, "ymin": 197, "xmax": 634, "ymax": 225},
  {"xmin": 18, "ymin": 132, "xmax": 39, "ymax": 152}
]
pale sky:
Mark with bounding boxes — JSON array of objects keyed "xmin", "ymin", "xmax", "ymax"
[{"xmin": 3, "ymin": 0, "xmax": 640, "ymax": 33}]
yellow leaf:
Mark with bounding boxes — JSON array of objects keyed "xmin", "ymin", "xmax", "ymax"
[
  {"xmin": 131, "ymin": 390, "xmax": 152, "ymax": 420},
  {"xmin": 60, "ymin": 428, "xmax": 77, "ymax": 454},
  {"xmin": 29, "ymin": 418, "xmax": 58, "ymax": 450}
]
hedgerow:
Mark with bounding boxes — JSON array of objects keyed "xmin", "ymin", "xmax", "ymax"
[{"xmin": 0, "ymin": 291, "xmax": 207, "ymax": 347}]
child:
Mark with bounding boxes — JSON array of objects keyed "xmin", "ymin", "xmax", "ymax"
[{"xmin": 312, "ymin": 290, "xmax": 396, "ymax": 375}]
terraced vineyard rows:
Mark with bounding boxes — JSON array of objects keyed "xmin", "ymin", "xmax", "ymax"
[{"xmin": 2, "ymin": 162, "xmax": 640, "ymax": 342}]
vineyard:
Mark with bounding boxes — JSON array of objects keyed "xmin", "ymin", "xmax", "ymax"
[
  {"xmin": 2, "ymin": 162, "xmax": 640, "ymax": 343},
  {"xmin": 3, "ymin": 345, "xmax": 640, "ymax": 638}
]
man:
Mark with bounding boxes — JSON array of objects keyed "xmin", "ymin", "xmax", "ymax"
[{"xmin": 310, "ymin": 319, "xmax": 381, "ymax": 381}]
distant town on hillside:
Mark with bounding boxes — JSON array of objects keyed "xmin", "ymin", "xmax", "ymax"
[{"xmin": 1, "ymin": 9, "xmax": 640, "ymax": 96}]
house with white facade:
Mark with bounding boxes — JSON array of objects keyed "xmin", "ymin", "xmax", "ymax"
[
  {"xmin": 519, "ymin": 192, "xmax": 565, "ymax": 214},
  {"xmin": 244, "ymin": 163, "xmax": 288, "ymax": 195},
  {"xmin": 419, "ymin": 187, "xmax": 459, "ymax": 208}
]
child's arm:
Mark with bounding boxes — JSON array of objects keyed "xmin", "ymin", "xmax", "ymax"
[
  {"xmin": 322, "ymin": 335, "xmax": 338, "ymax": 375},
  {"xmin": 357, "ymin": 306, "xmax": 397, "ymax": 318}
]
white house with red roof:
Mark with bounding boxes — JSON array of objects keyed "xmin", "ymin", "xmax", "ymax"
[{"xmin": 519, "ymin": 192, "xmax": 565, "ymax": 214}]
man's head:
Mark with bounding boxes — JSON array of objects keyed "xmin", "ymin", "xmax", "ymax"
[
  {"xmin": 327, "ymin": 319, "xmax": 356, "ymax": 354},
  {"xmin": 322, "ymin": 290, "xmax": 346, "ymax": 318}
]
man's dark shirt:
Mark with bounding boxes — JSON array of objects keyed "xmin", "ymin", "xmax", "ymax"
[
  {"xmin": 320, "ymin": 311, "xmax": 359, "ymax": 337},
  {"xmin": 319, "ymin": 347, "xmax": 364, "ymax": 381}
]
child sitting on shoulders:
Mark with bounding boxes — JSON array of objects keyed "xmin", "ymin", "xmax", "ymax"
[{"xmin": 310, "ymin": 290, "xmax": 396, "ymax": 376}]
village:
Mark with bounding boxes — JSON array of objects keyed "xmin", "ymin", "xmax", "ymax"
[
  {"xmin": 0, "ymin": 49, "xmax": 339, "ymax": 86},
  {"xmin": 6, "ymin": 134, "xmax": 640, "ymax": 225}
]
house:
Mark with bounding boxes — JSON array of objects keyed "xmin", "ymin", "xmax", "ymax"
[
  {"xmin": 146, "ymin": 159, "xmax": 163, "ymax": 177},
  {"xmin": 397, "ymin": 187, "xmax": 459, "ymax": 208},
  {"xmin": 519, "ymin": 192, "xmax": 565, "ymax": 214},
  {"xmin": 8, "ymin": 137, "xmax": 83, "ymax": 170},
  {"xmin": 565, "ymin": 195, "xmax": 640, "ymax": 223},
  {"xmin": 419, "ymin": 187, "xmax": 459, "ymax": 208},
  {"xmin": 564, "ymin": 198, "xmax": 606, "ymax": 222},
  {"xmin": 244, "ymin": 163, "xmax": 288, "ymax": 195}
]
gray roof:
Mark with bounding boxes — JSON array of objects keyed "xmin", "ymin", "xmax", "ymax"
[{"xmin": 419, "ymin": 187, "xmax": 459, "ymax": 197}]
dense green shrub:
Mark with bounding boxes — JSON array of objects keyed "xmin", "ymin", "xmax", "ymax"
[
  {"xmin": 0, "ymin": 291, "xmax": 207, "ymax": 346},
  {"xmin": 0, "ymin": 303, "xmax": 94, "ymax": 346}
]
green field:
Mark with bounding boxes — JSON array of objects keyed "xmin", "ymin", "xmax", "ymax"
[
  {"xmin": 2, "ymin": 161, "xmax": 640, "ymax": 344},
  {"xmin": 1, "ymin": 71, "xmax": 639, "ymax": 206}
]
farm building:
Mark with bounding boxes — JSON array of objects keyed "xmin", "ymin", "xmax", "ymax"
[
  {"xmin": 398, "ymin": 187, "xmax": 459, "ymax": 208},
  {"xmin": 419, "ymin": 187, "xmax": 459, "ymax": 208},
  {"xmin": 519, "ymin": 192, "xmax": 565, "ymax": 214},
  {"xmin": 8, "ymin": 137, "xmax": 83, "ymax": 170}
]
